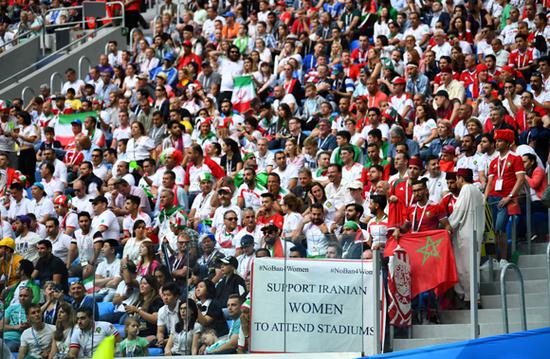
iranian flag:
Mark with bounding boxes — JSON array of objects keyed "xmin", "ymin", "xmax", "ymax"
[
  {"xmin": 54, "ymin": 112, "xmax": 96, "ymax": 147},
  {"xmin": 231, "ymin": 75, "xmax": 255, "ymax": 113},
  {"xmin": 384, "ymin": 229, "xmax": 458, "ymax": 298}
]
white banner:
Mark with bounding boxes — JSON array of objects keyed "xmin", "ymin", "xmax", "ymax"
[{"xmin": 250, "ymin": 258, "xmax": 384, "ymax": 354}]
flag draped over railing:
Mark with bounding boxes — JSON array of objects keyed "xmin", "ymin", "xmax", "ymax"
[{"xmin": 384, "ymin": 229, "xmax": 458, "ymax": 298}]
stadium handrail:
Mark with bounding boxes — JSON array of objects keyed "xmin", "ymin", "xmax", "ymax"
[
  {"xmin": 499, "ymin": 263, "xmax": 527, "ymax": 334},
  {"xmin": 0, "ymin": 1, "xmax": 125, "ymax": 89}
]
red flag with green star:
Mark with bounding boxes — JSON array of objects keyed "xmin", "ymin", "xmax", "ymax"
[{"xmin": 384, "ymin": 229, "xmax": 458, "ymax": 298}]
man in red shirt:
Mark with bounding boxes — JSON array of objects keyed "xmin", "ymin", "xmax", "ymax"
[
  {"xmin": 176, "ymin": 40, "xmax": 202, "ymax": 71},
  {"xmin": 484, "ymin": 129, "xmax": 525, "ymax": 262},
  {"xmin": 350, "ymin": 35, "xmax": 369, "ymax": 65},
  {"xmin": 394, "ymin": 179, "xmax": 451, "ymax": 236},
  {"xmin": 508, "ymin": 34, "xmax": 539, "ymax": 79}
]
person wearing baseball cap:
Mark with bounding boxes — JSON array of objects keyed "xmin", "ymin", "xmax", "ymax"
[
  {"xmin": 215, "ymin": 255, "xmax": 247, "ymax": 306},
  {"xmin": 53, "ymin": 194, "xmax": 78, "ymax": 236},
  {"xmin": 236, "ymin": 235, "xmax": 255, "ymax": 280},
  {"xmin": 0, "ymin": 237, "xmax": 24, "ymax": 287},
  {"xmin": 485, "ymin": 128, "xmax": 525, "ymax": 263},
  {"xmin": 188, "ymin": 172, "xmax": 216, "ymax": 230}
]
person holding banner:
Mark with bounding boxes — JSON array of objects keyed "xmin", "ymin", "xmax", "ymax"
[{"xmin": 393, "ymin": 179, "xmax": 451, "ymax": 324}]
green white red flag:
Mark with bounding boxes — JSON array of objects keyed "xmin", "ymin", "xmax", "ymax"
[
  {"xmin": 231, "ymin": 75, "xmax": 255, "ymax": 113},
  {"xmin": 54, "ymin": 111, "xmax": 96, "ymax": 147}
]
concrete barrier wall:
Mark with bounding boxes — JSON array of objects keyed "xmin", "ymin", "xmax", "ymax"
[
  {"xmin": 0, "ymin": 27, "xmax": 126, "ymax": 101},
  {"xmin": 0, "ymin": 35, "xmax": 41, "ymax": 82}
]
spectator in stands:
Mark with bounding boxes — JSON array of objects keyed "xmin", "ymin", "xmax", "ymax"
[
  {"xmin": 2, "ymin": 286, "xmax": 33, "ymax": 351},
  {"xmin": 164, "ymin": 298, "xmax": 200, "ymax": 356},
  {"xmin": 49, "ymin": 302, "xmax": 75, "ymax": 357},
  {"xmin": 18, "ymin": 303, "xmax": 55, "ymax": 359},
  {"xmin": 67, "ymin": 307, "xmax": 121, "ymax": 358},
  {"xmin": 32, "ymin": 239, "xmax": 69, "ymax": 292}
]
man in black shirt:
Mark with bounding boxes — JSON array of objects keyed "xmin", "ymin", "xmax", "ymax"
[
  {"xmin": 215, "ymin": 256, "xmax": 247, "ymax": 309},
  {"xmin": 31, "ymin": 240, "xmax": 69, "ymax": 293}
]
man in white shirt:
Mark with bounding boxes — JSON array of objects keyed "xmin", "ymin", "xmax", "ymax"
[
  {"xmin": 68, "ymin": 307, "xmax": 121, "ymax": 358},
  {"xmin": 94, "ymin": 239, "xmax": 122, "ymax": 302},
  {"xmin": 156, "ymin": 282, "xmax": 181, "ymax": 347},
  {"xmin": 90, "ymin": 195, "xmax": 120, "ymax": 240},
  {"xmin": 14, "ymin": 215, "xmax": 41, "ymax": 264},
  {"xmin": 324, "ymin": 164, "xmax": 349, "ymax": 213},
  {"xmin": 42, "ymin": 147, "xmax": 68, "ymax": 185},
  {"xmin": 271, "ymin": 151, "xmax": 298, "ymax": 191},
  {"xmin": 219, "ymin": 45, "xmax": 243, "ymax": 98},
  {"xmin": 421, "ymin": 156, "xmax": 448, "ymax": 203},
  {"xmin": 212, "ymin": 187, "xmax": 241, "ymax": 234},
  {"xmin": 70, "ymin": 180, "xmax": 94, "ymax": 214},
  {"xmin": 61, "ymin": 68, "xmax": 85, "ymax": 96},
  {"xmin": 456, "ymin": 134, "xmax": 485, "ymax": 184},
  {"xmin": 45, "ymin": 217, "xmax": 73, "ymax": 266},
  {"xmin": 431, "ymin": 29, "xmax": 452, "ymax": 60},
  {"xmin": 255, "ymin": 138, "xmax": 274, "ymax": 172},
  {"xmin": 28, "ymin": 183, "xmax": 55, "ymax": 224},
  {"xmin": 39, "ymin": 162, "xmax": 64, "ymax": 199},
  {"xmin": 18, "ymin": 304, "xmax": 55, "ymax": 359},
  {"xmin": 403, "ymin": 12, "xmax": 430, "ymax": 48},
  {"xmin": 6, "ymin": 183, "xmax": 32, "ymax": 222}
]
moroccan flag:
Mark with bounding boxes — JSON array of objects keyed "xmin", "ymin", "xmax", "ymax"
[
  {"xmin": 55, "ymin": 112, "xmax": 95, "ymax": 147},
  {"xmin": 231, "ymin": 75, "xmax": 255, "ymax": 113},
  {"xmin": 384, "ymin": 229, "xmax": 458, "ymax": 298}
]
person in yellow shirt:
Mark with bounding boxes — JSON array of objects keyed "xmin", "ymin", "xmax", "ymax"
[{"xmin": 0, "ymin": 237, "xmax": 24, "ymax": 288}]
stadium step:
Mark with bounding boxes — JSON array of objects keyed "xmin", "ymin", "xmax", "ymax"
[
  {"xmin": 481, "ymin": 266, "xmax": 548, "ymax": 281},
  {"xmin": 439, "ymin": 306, "xmax": 549, "ymax": 324},
  {"xmin": 408, "ymin": 321, "xmax": 550, "ymax": 339},
  {"xmin": 481, "ymin": 292, "xmax": 550, "ymax": 309},
  {"xmin": 392, "ymin": 337, "xmax": 467, "ymax": 351},
  {"xmin": 518, "ymin": 242, "xmax": 549, "ymax": 255},
  {"xmin": 480, "ymin": 278, "xmax": 548, "ymax": 295},
  {"xmin": 517, "ymin": 254, "xmax": 548, "ymax": 268}
]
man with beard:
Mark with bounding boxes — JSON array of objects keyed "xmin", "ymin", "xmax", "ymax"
[
  {"xmin": 189, "ymin": 173, "xmax": 215, "ymax": 231},
  {"xmin": 32, "ymin": 240, "xmax": 69, "ymax": 293},
  {"xmin": 478, "ymin": 134, "xmax": 498, "ymax": 189},
  {"xmin": 291, "ymin": 168, "xmax": 313, "ymax": 212},
  {"xmin": 261, "ymin": 223, "xmax": 286, "ymax": 258},
  {"xmin": 214, "ymin": 210, "xmax": 240, "ymax": 257},
  {"xmin": 219, "ymin": 45, "xmax": 244, "ymax": 102},
  {"xmin": 155, "ymin": 189, "xmax": 188, "ymax": 253},
  {"xmin": 440, "ymin": 172, "xmax": 460, "ymax": 217},
  {"xmin": 296, "ymin": 203, "xmax": 333, "ymax": 258},
  {"xmin": 196, "ymin": 234, "xmax": 225, "ymax": 282},
  {"xmin": 485, "ymin": 129, "xmax": 525, "ymax": 263},
  {"xmin": 237, "ymin": 167, "xmax": 265, "ymax": 212},
  {"xmin": 456, "ymin": 134, "xmax": 484, "ymax": 185},
  {"xmin": 421, "ymin": 156, "xmax": 448, "ymax": 203},
  {"xmin": 449, "ymin": 168, "xmax": 485, "ymax": 307}
]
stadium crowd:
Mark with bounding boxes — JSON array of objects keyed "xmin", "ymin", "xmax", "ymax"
[{"xmin": 0, "ymin": 0, "xmax": 549, "ymax": 356}]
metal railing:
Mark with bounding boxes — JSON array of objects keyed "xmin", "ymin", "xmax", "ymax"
[
  {"xmin": 0, "ymin": 28, "xmax": 38, "ymax": 52},
  {"xmin": 50, "ymin": 71, "xmax": 63, "ymax": 93},
  {"xmin": 78, "ymin": 55, "xmax": 92, "ymax": 80},
  {"xmin": 21, "ymin": 86, "xmax": 36, "ymax": 104},
  {"xmin": 0, "ymin": 2, "xmax": 124, "ymax": 89},
  {"xmin": 499, "ymin": 263, "xmax": 527, "ymax": 333},
  {"xmin": 372, "ymin": 249, "xmax": 381, "ymax": 354},
  {"xmin": 546, "ymin": 242, "xmax": 550, "ymax": 324}
]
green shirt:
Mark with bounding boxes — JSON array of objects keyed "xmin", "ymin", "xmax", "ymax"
[
  {"xmin": 4, "ymin": 304, "xmax": 26, "ymax": 341},
  {"xmin": 118, "ymin": 337, "xmax": 149, "ymax": 357}
]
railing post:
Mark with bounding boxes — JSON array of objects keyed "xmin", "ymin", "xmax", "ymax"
[
  {"xmin": 78, "ymin": 56, "xmax": 91, "ymax": 80},
  {"xmin": 470, "ymin": 211, "xmax": 479, "ymax": 339},
  {"xmin": 546, "ymin": 242, "xmax": 550, "ymax": 324},
  {"xmin": 500, "ymin": 263, "xmax": 527, "ymax": 334},
  {"xmin": 372, "ymin": 249, "xmax": 381, "ymax": 355},
  {"xmin": 525, "ymin": 184, "xmax": 532, "ymax": 255},
  {"xmin": 21, "ymin": 86, "xmax": 36, "ymax": 105},
  {"xmin": 50, "ymin": 72, "xmax": 63, "ymax": 93},
  {"xmin": 511, "ymin": 216, "xmax": 517, "ymax": 256}
]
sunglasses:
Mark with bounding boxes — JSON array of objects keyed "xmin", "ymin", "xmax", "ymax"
[{"xmin": 225, "ymin": 217, "xmax": 238, "ymax": 221}]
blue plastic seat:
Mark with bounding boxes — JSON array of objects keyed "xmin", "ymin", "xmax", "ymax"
[
  {"xmin": 149, "ymin": 347, "xmax": 163, "ymax": 356},
  {"xmin": 97, "ymin": 302, "xmax": 114, "ymax": 319},
  {"xmin": 114, "ymin": 324, "xmax": 126, "ymax": 338}
]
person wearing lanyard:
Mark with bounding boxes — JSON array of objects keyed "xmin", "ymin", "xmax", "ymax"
[
  {"xmin": 68, "ymin": 307, "xmax": 121, "ymax": 359},
  {"xmin": 485, "ymin": 129, "xmax": 525, "ymax": 263},
  {"xmin": 18, "ymin": 303, "xmax": 55, "ymax": 359},
  {"xmin": 2, "ymin": 287, "xmax": 33, "ymax": 352},
  {"xmin": 393, "ymin": 179, "xmax": 451, "ymax": 324}
]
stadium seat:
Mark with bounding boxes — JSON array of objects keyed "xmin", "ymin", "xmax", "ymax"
[
  {"xmin": 97, "ymin": 302, "xmax": 114, "ymax": 318},
  {"xmin": 114, "ymin": 324, "xmax": 126, "ymax": 338},
  {"xmin": 350, "ymin": 40, "xmax": 360, "ymax": 51},
  {"xmin": 68, "ymin": 277, "xmax": 81, "ymax": 284},
  {"xmin": 149, "ymin": 347, "xmax": 163, "ymax": 356}
]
